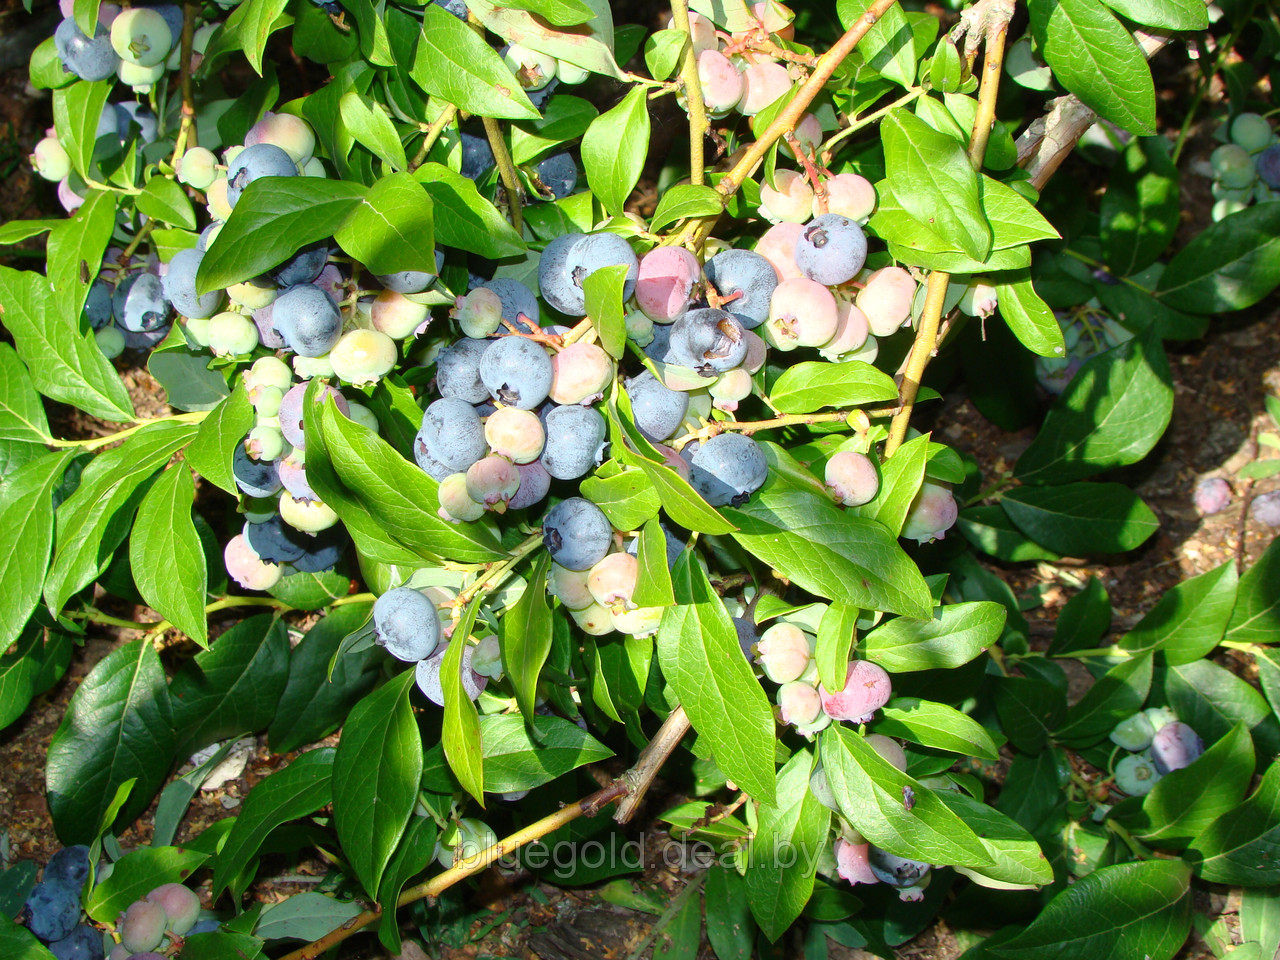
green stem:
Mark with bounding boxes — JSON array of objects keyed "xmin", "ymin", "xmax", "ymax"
[
  {"xmin": 819, "ymin": 88, "xmax": 924, "ymax": 159},
  {"xmin": 47, "ymin": 411, "xmax": 209, "ymax": 451},
  {"xmin": 625, "ymin": 874, "xmax": 705, "ymax": 960},
  {"xmin": 61, "ymin": 608, "xmax": 159, "ymax": 630},
  {"xmin": 963, "ymin": 476, "xmax": 1016, "ymax": 507},
  {"xmin": 450, "ymin": 532, "xmax": 543, "ymax": 618},
  {"xmin": 1106, "ymin": 819, "xmax": 1152, "ymax": 860},
  {"xmin": 409, "ymin": 103, "xmax": 458, "ymax": 172},
  {"xmin": 670, "ymin": 0, "xmax": 708, "ymax": 185},
  {"xmin": 1059, "ymin": 645, "xmax": 1129, "ymax": 660},
  {"xmin": 1062, "ymin": 248, "xmax": 1153, "ymax": 295}
]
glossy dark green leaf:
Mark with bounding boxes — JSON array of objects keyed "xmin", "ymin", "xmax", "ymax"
[
  {"xmin": 632, "ymin": 516, "xmax": 676, "ymax": 608},
  {"xmin": 650, "ymin": 184, "xmax": 724, "ymax": 232},
  {"xmin": 212, "ymin": 748, "xmax": 335, "ymax": 896},
  {"xmin": 52, "ymin": 80, "xmax": 112, "ymax": 179},
  {"xmin": 0, "ymin": 451, "xmax": 76, "ymax": 650},
  {"xmin": 269, "ymin": 603, "xmax": 380, "ymax": 753},
  {"xmin": 1102, "ymin": 0, "xmax": 1207, "ymax": 28},
  {"xmin": 333, "ymin": 670, "xmax": 422, "ymax": 898},
  {"xmin": 1119, "ymin": 561, "xmax": 1238, "ymax": 664},
  {"xmin": 220, "ymin": 0, "xmax": 291, "ymax": 74},
  {"xmin": 1016, "ymin": 327, "xmax": 1172, "ymax": 483},
  {"xmin": 643, "ymin": 28, "xmax": 686, "ymax": 82},
  {"xmin": 1054, "ymin": 653, "xmax": 1152, "ymax": 747},
  {"xmin": 995, "ymin": 676, "xmax": 1067, "ymax": 754},
  {"xmin": 876, "ymin": 698, "xmax": 999, "ymax": 760},
  {"xmin": 0, "ymin": 629, "xmax": 42, "ymax": 733},
  {"xmin": 147, "ymin": 328, "xmax": 232, "ymax": 412},
  {"xmin": 267, "ymin": 569, "xmax": 350, "ymax": 610},
  {"xmin": 838, "ymin": 0, "xmax": 916, "ymax": 87},
  {"xmin": 184, "ymin": 381, "xmax": 254, "ymax": 497},
  {"xmin": 0, "ymin": 266, "xmax": 134, "ymax": 423},
  {"xmin": 1225, "ymin": 536, "xmax": 1280, "ymax": 645},
  {"xmin": 656, "ymin": 552, "xmax": 776, "ymax": 804},
  {"xmin": 0, "ymin": 343, "xmax": 50, "ymax": 444},
  {"xmin": 1100, "ymin": 138, "xmax": 1179, "ymax": 275},
  {"xmin": 1188, "ymin": 762, "xmax": 1280, "ymax": 886},
  {"xmin": 376, "ymin": 815, "xmax": 437, "ymax": 954},
  {"xmin": 864, "ymin": 602, "xmax": 1005, "ymax": 673},
  {"xmin": 1164, "ymin": 659, "xmax": 1280, "ymax": 764},
  {"xmin": 169, "ymin": 614, "xmax": 290, "ymax": 757},
  {"xmin": 338, "ymin": 92, "xmax": 407, "ymax": 171},
  {"xmin": 1028, "ymin": 0, "xmax": 1156, "ymax": 135},
  {"xmin": 581, "ymin": 466, "xmax": 661, "ymax": 532},
  {"xmin": 46, "ymin": 640, "xmax": 174, "ymax": 844},
  {"xmin": 179, "ymin": 930, "xmax": 264, "ymax": 960},
  {"xmin": 45, "ymin": 420, "xmax": 198, "ymax": 613},
  {"xmin": 512, "ymin": 95, "xmax": 600, "ymax": 164},
  {"xmin": 744, "ymin": 752, "xmax": 829, "ymax": 941},
  {"xmin": 990, "ymin": 860, "xmax": 1191, "ymax": 959},
  {"xmin": 480, "ymin": 714, "xmax": 612, "ymax": 792},
  {"xmin": 413, "ymin": 163, "xmax": 527, "ymax": 260},
  {"xmin": 1047, "ymin": 577, "xmax": 1111, "ymax": 657},
  {"xmin": 957, "ymin": 505, "xmax": 1061, "ymax": 562},
  {"xmin": 855, "ymin": 432, "xmax": 927, "ymax": 538},
  {"xmin": 939, "ymin": 792, "xmax": 1053, "ymax": 889},
  {"xmin": 815, "ymin": 602, "xmax": 859, "ymax": 693},
  {"xmin": 705, "ymin": 866, "xmax": 755, "ymax": 960},
  {"xmin": 197, "ymin": 178, "xmax": 368, "ymax": 293},
  {"xmin": 1155, "ymin": 203, "xmax": 1280, "ymax": 314},
  {"xmin": 255, "ymin": 893, "xmax": 362, "ymax": 942},
  {"xmin": 85, "ymin": 846, "xmax": 209, "ymax": 923},
  {"xmin": 581, "ymin": 87, "xmax": 650, "ymax": 217},
  {"xmin": 1000, "ymin": 482, "xmax": 1158, "ymax": 556},
  {"xmin": 442, "ymin": 597, "xmax": 485, "ymax": 805},
  {"xmin": 409, "ymin": 3, "xmax": 539, "ymax": 119},
  {"xmin": 769, "ymin": 361, "xmax": 898, "ymax": 415},
  {"xmin": 334, "ymin": 173, "xmax": 436, "ymax": 276},
  {"xmin": 821, "ymin": 726, "xmax": 994, "ymax": 868},
  {"xmin": 501, "ymin": 554, "xmax": 553, "ymax": 723},
  {"xmin": 137, "ymin": 176, "xmax": 197, "ymax": 230},
  {"xmin": 130, "ymin": 466, "xmax": 207, "ymax": 648},
  {"xmin": 992, "ymin": 269, "xmax": 1067, "ymax": 358}
]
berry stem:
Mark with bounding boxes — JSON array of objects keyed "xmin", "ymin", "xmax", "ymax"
[
  {"xmin": 409, "ymin": 103, "xmax": 458, "ymax": 172},
  {"xmin": 818, "ymin": 87, "xmax": 923, "ymax": 163},
  {"xmin": 481, "ymin": 114, "xmax": 523, "ymax": 235},
  {"xmin": 670, "ymin": 0, "xmax": 709, "ymax": 186}
]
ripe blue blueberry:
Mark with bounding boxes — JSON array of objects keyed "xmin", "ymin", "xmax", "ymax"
[
  {"xmin": 291, "ymin": 526, "xmax": 347, "ymax": 573},
  {"xmin": 233, "ymin": 444, "xmax": 282, "ymax": 497},
  {"xmin": 24, "ymin": 880, "xmax": 80, "ymax": 943},
  {"xmin": 460, "ymin": 131, "xmax": 495, "ymax": 180},
  {"xmin": 272, "ymin": 241, "xmax": 330, "ymax": 286},
  {"xmin": 226, "ymin": 143, "xmax": 297, "ymax": 207},
  {"xmin": 244, "ymin": 516, "xmax": 308, "ymax": 564},
  {"xmin": 1150, "ymin": 721, "xmax": 1204, "ymax": 774},
  {"xmin": 480, "ymin": 337, "xmax": 554, "ymax": 409},
  {"xmin": 44, "ymin": 847, "xmax": 91, "ymax": 889},
  {"xmin": 479, "ymin": 278, "xmax": 540, "ymax": 332},
  {"xmin": 538, "ymin": 232, "xmax": 638, "ymax": 316},
  {"xmin": 113, "ymin": 272, "xmax": 171, "ymax": 333},
  {"xmin": 418, "ymin": 398, "xmax": 488, "ymax": 473},
  {"xmin": 162, "ymin": 248, "xmax": 222, "ymax": 319},
  {"xmin": 83, "ymin": 279, "xmax": 114, "ymax": 330},
  {"xmin": 626, "ymin": 370, "xmax": 689, "ymax": 442},
  {"xmin": 272, "ymin": 284, "xmax": 342, "ymax": 357},
  {"xmin": 704, "ymin": 249, "xmax": 778, "ymax": 329},
  {"xmin": 542, "ymin": 497, "xmax": 612, "ymax": 571},
  {"xmin": 867, "ymin": 848, "xmax": 930, "ymax": 888},
  {"xmin": 373, "ymin": 587, "xmax": 441, "ymax": 661},
  {"xmin": 689, "ymin": 433, "xmax": 767, "ymax": 506},
  {"xmin": 377, "ymin": 250, "xmax": 445, "ymax": 294},
  {"xmin": 54, "ymin": 18, "xmax": 119, "ymax": 82},
  {"xmin": 435, "ymin": 337, "xmax": 492, "ymax": 404},
  {"xmin": 668, "ymin": 308, "xmax": 748, "ymax": 375},
  {"xmin": 1256, "ymin": 145, "xmax": 1280, "ymax": 189},
  {"xmin": 47, "ymin": 924, "xmax": 104, "ymax": 960},
  {"xmin": 434, "ymin": 0, "xmax": 469, "ymax": 19},
  {"xmin": 534, "ymin": 152, "xmax": 578, "ymax": 200},
  {"xmin": 794, "ymin": 214, "xmax": 867, "ymax": 285},
  {"xmin": 541, "ymin": 403, "xmax": 607, "ymax": 480},
  {"xmin": 508, "ymin": 460, "xmax": 551, "ymax": 510},
  {"xmin": 114, "ymin": 102, "xmax": 158, "ymax": 143}
]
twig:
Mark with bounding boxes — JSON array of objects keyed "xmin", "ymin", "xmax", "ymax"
[
  {"xmin": 409, "ymin": 103, "xmax": 458, "ymax": 172},
  {"xmin": 613, "ymin": 705, "xmax": 692, "ymax": 823},
  {"xmin": 169, "ymin": 2, "xmax": 198, "ymax": 164},
  {"xmin": 482, "ymin": 115, "xmax": 523, "ymax": 234},
  {"xmin": 670, "ymin": 0, "xmax": 708, "ymax": 185}
]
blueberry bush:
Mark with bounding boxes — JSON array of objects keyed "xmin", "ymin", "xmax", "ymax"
[{"xmin": 2, "ymin": 0, "xmax": 1279, "ymax": 956}]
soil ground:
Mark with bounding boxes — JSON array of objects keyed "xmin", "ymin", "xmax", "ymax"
[{"xmin": 0, "ymin": 5, "xmax": 1277, "ymax": 959}]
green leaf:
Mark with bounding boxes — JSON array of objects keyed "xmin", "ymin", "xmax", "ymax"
[
  {"xmin": 0, "ymin": 266, "xmax": 134, "ymax": 422},
  {"xmin": 334, "ymin": 173, "xmax": 434, "ymax": 276},
  {"xmin": 147, "ymin": 328, "xmax": 232, "ymax": 412},
  {"xmin": 338, "ymin": 92, "xmax": 408, "ymax": 171},
  {"xmin": 1133, "ymin": 723, "xmax": 1254, "ymax": 849},
  {"xmin": 838, "ymin": 0, "xmax": 916, "ymax": 87},
  {"xmin": 881, "ymin": 109, "xmax": 991, "ymax": 261},
  {"xmin": 992, "ymin": 269, "xmax": 1066, "ymax": 358},
  {"xmin": 1239, "ymin": 887, "xmax": 1280, "ymax": 960},
  {"xmin": 875, "ymin": 698, "xmax": 1000, "ymax": 760},
  {"xmin": 333, "ymin": 670, "xmax": 423, "ymax": 898},
  {"xmin": 409, "ymin": 4, "xmax": 539, "ymax": 119},
  {"xmin": 0, "ymin": 220, "xmax": 57, "ymax": 245},
  {"xmin": 1225, "ymin": 535, "xmax": 1280, "ymax": 645},
  {"xmin": 501, "ymin": 554, "xmax": 553, "ymax": 723},
  {"xmin": 339, "ymin": 0, "xmax": 393, "ymax": 66},
  {"xmin": 995, "ymin": 676, "xmax": 1066, "ymax": 754},
  {"xmin": 0, "ymin": 630, "xmax": 42, "ymax": 733},
  {"xmin": 185, "ymin": 381, "xmax": 255, "ymax": 497},
  {"xmin": 580, "ymin": 466, "xmax": 661, "ymax": 530},
  {"xmin": 990, "ymin": 860, "xmax": 1191, "ymax": 960},
  {"xmin": 644, "ymin": 28, "xmax": 687, "ymax": 82},
  {"xmin": 725, "ymin": 484, "xmax": 933, "ymax": 619},
  {"xmin": 0, "ymin": 917, "xmax": 55, "ymax": 960},
  {"xmin": 1165, "ymin": 659, "xmax": 1280, "ymax": 765},
  {"xmin": 511, "ymin": 95, "xmax": 600, "ymax": 165},
  {"xmin": 1092, "ymin": 280, "xmax": 1207, "ymax": 341},
  {"xmin": 442, "ymin": 598, "xmax": 485, "ymax": 805},
  {"xmin": 1188, "ymin": 762, "xmax": 1280, "ymax": 887},
  {"xmin": 704, "ymin": 867, "xmax": 755, "ymax": 960},
  {"xmin": 212, "ymin": 749, "xmax": 335, "ymax": 896},
  {"xmin": 1047, "ymin": 577, "xmax": 1111, "ymax": 656},
  {"xmin": 268, "ymin": 569, "xmax": 350, "ymax": 611},
  {"xmin": 222, "ymin": 0, "xmax": 291, "ymax": 74},
  {"xmin": 1029, "ymin": 0, "xmax": 1156, "ymax": 135},
  {"xmin": 769, "ymin": 361, "xmax": 898, "ymax": 414},
  {"xmin": 480, "ymin": 714, "xmax": 613, "ymax": 792},
  {"xmin": 318, "ymin": 397, "xmax": 504, "ymax": 563},
  {"xmin": 46, "ymin": 640, "xmax": 174, "ymax": 844},
  {"xmin": 582, "ymin": 263, "xmax": 628, "ymax": 358},
  {"xmin": 1000, "ymin": 482, "xmax": 1158, "ymax": 556},
  {"xmin": 939, "ymin": 792, "xmax": 1054, "ymax": 889},
  {"xmin": 821, "ymin": 725, "xmax": 994, "ymax": 868},
  {"xmin": 1100, "ymin": 138, "xmax": 1179, "ymax": 276},
  {"xmin": 863, "ymin": 602, "xmax": 1005, "ymax": 673},
  {"xmin": 86, "ymin": 846, "xmax": 208, "ymax": 923},
  {"xmin": 169, "ymin": 614, "xmax": 290, "ymax": 757},
  {"xmin": 45, "ymin": 420, "xmax": 198, "ymax": 612},
  {"xmin": 656, "ymin": 551, "xmax": 777, "ymax": 804},
  {"xmin": 957, "ymin": 505, "xmax": 1061, "ymax": 562},
  {"xmin": 52, "ymin": 80, "xmax": 112, "ymax": 179},
  {"xmin": 413, "ymin": 163, "xmax": 527, "ymax": 260},
  {"xmin": 650, "ymin": 184, "xmax": 724, "ymax": 232},
  {"xmin": 197, "ymin": 177, "xmax": 368, "ymax": 293},
  {"xmin": 1053, "ymin": 653, "xmax": 1152, "ymax": 747},
  {"xmin": 269, "ymin": 603, "xmax": 380, "ymax": 753},
  {"xmin": 180, "ymin": 930, "xmax": 264, "ymax": 960},
  {"xmin": 498, "ymin": 0, "xmax": 595, "ymax": 27},
  {"xmin": 46, "ymin": 190, "xmax": 117, "ymax": 323},
  {"xmin": 1016, "ymin": 327, "xmax": 1172, "ymax": 483},
  {"xmin": 581, "ymin": 86, "xmax": 650, "ymax": 217},
  {"xmin": 255, "ymin": 892, "xmax": 363, "ymax": 942},
  {"xmin": 1119, "ymin": 561, "xmax": 1238, "ymax": 664},
  {"xmin": 815, "ymin": 602, "xmax": 859, "ymax": 693},
  {"xmin": 744, "ymin": 751, "xmax": 830, "ymax": 941},
  {"xmin": 856, "ymin": 433, "xmax": 927, "ymax": 538},
  {"xmin": 633, "ymin": 515, "xmax": 676, "ymax": 607},
  {"xmin": 137, "ymin": 176, "xmax": 197, "ymax": 230},
  {"xmin": 376, "ymin": 816, "xmax": 437, "ymax": 954},
  {"xmin": 466, "ymin": 0, "xmax": 624, "ymax": 80},
  {"xmin": 0, "ymin": 451, "xmax": 76, "ymax": 650},
  {"xmin": 1101, "ymin": 0, "xmax": 1208, "ymax": 30},
  {"xmin": 129, "ymin": 466, "xmax": 206, "ymax": 647}
]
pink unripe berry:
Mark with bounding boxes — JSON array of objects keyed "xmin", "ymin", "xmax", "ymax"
[
  {"xmin": 738, "ymin": 61, "xmax": 792, "ymax": 116},
  {"xmin": 755, "ymin": 222, "xmax": 805, "ymax": 279},
  {"xmin": 452, "ymin": 288, "xmax": 504, "ymax": 339},
  {"xmin": 635, "ymin": 246, "xmax": 701, "ymax": 322},
  {"xmin": 756, "ymin": 622, "xmax": 812, "ymax": 683},
  {"xmin": 32, "ymin": 137, "xmax": 71, "ymax": 182},
  {"xmin": 825, "ymin": 450, "xmax": 879, "ymax": 506},
  {"xmin": 549, "ymin": 341, "xmax": 613, "ymax": 405},
  {"xmin": 835, "ymin": 839, "xmax": 878, "ymax": 886},
  {"xmin": 120, "ymin": 899, "xmax": 167, "ymax": 953},
  {"xmin": 696, "ymin": 50, "xmax": 744, "ymax": 115},
  {"xmin": 587, "ymin": 552, "xmax": 638, "ymax": 610},
  {"xmin": 901, "ymin": 481, "xmax": 958, "ymax": 543},
  {"xmin": 779, "ymin": 113, "xmax": 822, "ymax": 161},
  {"xmin": 438, "ymin": 472, "xmax": 485, "ymax": 523},
  {"xmin": 820, "ymin": 660, "xmax": 891, "ymax": 723},
  {"xmin": 549, "ymin": 562, "xmax": 595, "ymax": 610},
  {"xmin": 709, "ymin": 367, "xmax": 753, "ymax": 411},
  {"xmin": 146, "ymin": 883, "xmax": 201, "ymax": 935},
  {"xmin": 245, "ymin": 111, "xmax": 316, "ymax": 165},
  {"xmin": 465, "ymin": 455, "xmax": 521, "ymax": 512},
  {"xmin": 570, "ymin": 601, "xmax": 615, "ymax": 636},
  {"xmin": 777, "ymin": 681, "xmax": 823, "ymax": 726},
  {"xmin": 818, "ymin": 300, "xmax": 870, "ymax": 360},
  {"xmin": 371, "ymin": 289, "xmax": 430, "ymax": 339},
  {"xmin": 176, "ymin": 146, "xmax": 218, "ymax": 190},
  {"xmin": 1194, "ymin": 477, "xmax": 1231, "ymax": 515},
  {"xmin": 765, "ymin": 277, "xmax": 839, "ymax": 350},
  {"xmin": 1253, "ymin": 490, "xmax": 1280, "ymax": 527},
  {"xmin": 759, "ymin": 170, "xmax": 815, "ymax": 224},
  {"xmin": 668, "ymin": 10, "xmax": 717, "ymax": 54},
  {"xmin": 224, "ymin": 535, "xmax": 281, "ymax": 591},
  {"xmin": 865, "ymin": 734, "xmax": 907, "ymax": 771},
  {"xmin": 753, "ymin": 0, "xmax": 795, "ymax": 38},
  {"xmin": 823, "ymin": 173, "xmax": 876, "ymax": 221},
  {"xmin": 856, "ymin": 267, "xmax": 916, "ymax": 337},
  {"xmin": 484, "ymin": 406, "xmax": 545, "ymax": 463},
  {"xmin": 958, "ymin": 279, "xmax": 998, "ymax": 318}
]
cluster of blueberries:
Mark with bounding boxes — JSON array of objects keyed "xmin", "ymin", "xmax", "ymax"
[
  {"xmin": 19, "ymin": 844, "xmax": 208, "ymax": 960},
  {"xmin": 1205, "ymin": 112, "xmax": 1280, "ymax": 221},
  {"xmin": 1108, "ymin": 708, "xmax": 1204, "ymax": 797}
]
